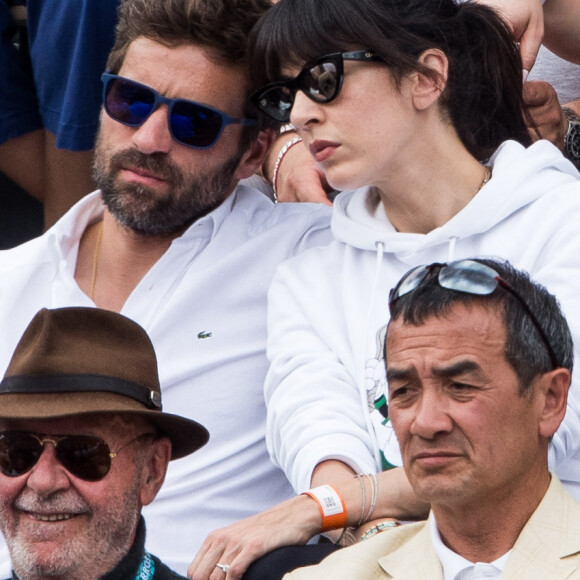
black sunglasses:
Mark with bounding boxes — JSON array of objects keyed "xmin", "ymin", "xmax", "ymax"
[
  {"xmin": 102, "ymin": 73, "xmax": 256, "ymax": 149},
  {"xmin": 388, "ymin": 259, "xmax": 559, "ymax": 370},
  {"xmin": 251, "ymin": 51, "xmax": 385, "ymax": 123},
  {"xmin": 0, "ymin": 431, "xmax": 154, "ymax": 482}
]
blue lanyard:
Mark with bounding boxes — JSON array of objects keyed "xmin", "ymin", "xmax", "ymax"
[{"xmin": 135, "ymin": 552, "xmax": 155, "ymax": 580}]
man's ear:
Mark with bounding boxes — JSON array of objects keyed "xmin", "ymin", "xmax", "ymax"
[
  {"xmin": 411, "ymin": 48, "xmax": 449, "ymax": 111},
  {"xmin": 139, "ymin": 436, "xmax": 172, "ymax": 506},
  {"xmin": 234, "ymin": 128, "xmax": 275, "ymax": 181},
  {"xmin": 536, "ymin": 368, "xmax": 570, "ymax": 439}
]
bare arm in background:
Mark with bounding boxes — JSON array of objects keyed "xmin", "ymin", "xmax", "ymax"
[{"xmin": 544, "ymin": 0, "xmax": 580, "ymax": 65}]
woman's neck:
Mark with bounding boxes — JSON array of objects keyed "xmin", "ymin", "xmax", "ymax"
[{"xmin": 375, "ymin": 127, "xmax": 489, "ymax": 234}]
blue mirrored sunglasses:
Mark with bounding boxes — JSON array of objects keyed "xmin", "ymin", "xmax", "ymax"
[
  {"xmin": 102, "ymin": 73, "xmax": 256, "ymax": 149},
  {"xmin": 388, "ymin": 259, "xmax": 558, "ymax": 370}
]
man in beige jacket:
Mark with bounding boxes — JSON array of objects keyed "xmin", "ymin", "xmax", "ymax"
[{"xmin": 285, "ymin": 258, "xmax": 580, "ymax": 580}]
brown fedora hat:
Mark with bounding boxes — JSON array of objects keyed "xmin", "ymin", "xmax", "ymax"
[{"xmin": 0, "ymin": 307, "xmax": 209, "ymax": 459}]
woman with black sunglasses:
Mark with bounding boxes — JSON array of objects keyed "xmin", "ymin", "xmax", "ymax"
[{"xmin": 188, "ymin": 0, "xmax": 580, "ymax": 578}]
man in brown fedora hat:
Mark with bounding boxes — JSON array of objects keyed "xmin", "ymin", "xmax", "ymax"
[{"xmin": 0, "ymin": 306, "xmax": 209, "ymax": 580}]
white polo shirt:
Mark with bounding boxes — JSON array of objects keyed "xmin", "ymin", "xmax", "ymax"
[{"xmin": 0, "ymin": 184, "xmax": 332, "ymax": 575}]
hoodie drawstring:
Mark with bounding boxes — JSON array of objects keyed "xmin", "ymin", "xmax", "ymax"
[
  {"xmin": 447, "ymin": 236, "xmax": 458, "ymax": 262},
  {"xmin": 356, "ymin": 240, "xmax": 386, "ymax": 469}
]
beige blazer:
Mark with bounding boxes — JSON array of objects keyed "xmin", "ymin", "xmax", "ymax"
[{"xmin": 284, "ymin": 476, "xmax": 580, "ymax": 579}]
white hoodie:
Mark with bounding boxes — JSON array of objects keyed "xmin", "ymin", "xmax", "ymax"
[{"xmin": 265, "ymin": 140, "xmax": 580, "ymax": 500}]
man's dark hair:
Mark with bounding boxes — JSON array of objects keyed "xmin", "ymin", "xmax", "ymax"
[
  {"xmin": 107, "ymin": 0, "xmax": 275, "ymax": 140},
  {"xmin": 388, "ymin": 258, "xmax": 573, "ymax": 394}
]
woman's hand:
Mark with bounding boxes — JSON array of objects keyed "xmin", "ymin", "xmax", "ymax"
[
  {"xmin": 274, "ymin": 140, "xmax": 333, "ymax": 205},
  {"xmin": 262, "ymin": 133, "xmax": 333, "ymax": 205},
  {"xmin": 188, "ymin": 465, "xmax": 429, "ymax": 579},
  {"xmin": 187, "ymin": 495, "xmax": 321, "ymax": 580},
  {"xmin": 475, "ymin": 0, "xmax": 544, "ymax": 75}
]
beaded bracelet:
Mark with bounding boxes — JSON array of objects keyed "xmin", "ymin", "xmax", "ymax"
[
  {"xmin": 272, "ymin": 136, "xmax": 303, "ymax": 202},
  {"xmin": 279, "ymin": 123, "xmax": 296, "ymax": 135},
  {"xmin": 360, "ymin": 520, "xmax": 401, "ymax": 542}
]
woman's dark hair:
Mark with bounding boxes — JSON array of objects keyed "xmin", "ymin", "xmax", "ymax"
[{"xmin": 249, "ymin": 0, "xmax": 533, "ymax": 160}]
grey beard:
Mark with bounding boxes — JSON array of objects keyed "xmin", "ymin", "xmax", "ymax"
[{"xmin": 6, "ymin": 487, "xmax": 140, "ymax": 580}]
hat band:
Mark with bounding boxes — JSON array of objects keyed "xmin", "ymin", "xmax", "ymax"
[{"xmin": 0, "ymin": 374, "xmax": 162, "ymax": 410}]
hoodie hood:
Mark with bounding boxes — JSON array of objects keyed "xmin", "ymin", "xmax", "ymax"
[{"xmin": 332, "ymin": 140, "xmax": 579, "ymax": 255}]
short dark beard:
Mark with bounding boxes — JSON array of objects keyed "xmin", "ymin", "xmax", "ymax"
[{"xmin": 93, "ymin": 146, "xmax": 243, "ymax": 236}]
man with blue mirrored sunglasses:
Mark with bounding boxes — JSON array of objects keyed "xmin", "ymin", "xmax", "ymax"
[
  {"xmin": 101, "ymin": 73, "xmax": 258, "ymax": 151},
  {"xmin": 0, "ymin": 0, "xmax": 332, "ymax": 577}
]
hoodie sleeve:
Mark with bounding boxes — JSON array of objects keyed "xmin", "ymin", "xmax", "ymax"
[
  {"xmin": 468, "ymin": 163, "xmax": 580, "ymax": 494},
  {"xmin": 265, "ymin": 253, "xmax": 378, "ymax": 493},
  {"xmin": 530, "ymin": 209, "xmax": 580, "ymax": 490}
]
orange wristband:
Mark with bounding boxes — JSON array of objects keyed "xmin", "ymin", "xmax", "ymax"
[{"xmin": 302, "ymin": 484, "xmax": 348, "ymax": 531}]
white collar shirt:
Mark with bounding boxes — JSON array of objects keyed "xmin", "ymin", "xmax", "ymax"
[
  {"xmin": 0, "ymin": 185, "xmax": 332, "ymax": 576},
  {"xmin": 430, "ymin": 515, "xmax": 511, "ymax": 580}
]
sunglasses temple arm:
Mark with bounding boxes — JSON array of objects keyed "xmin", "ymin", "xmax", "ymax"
[{"xmin": 502, "ymin": 284, "xmax": 559, "ymax": 370}]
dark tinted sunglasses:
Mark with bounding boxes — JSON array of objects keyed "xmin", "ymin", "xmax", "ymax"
[
  {"xmin": 388, "ymin": 259, "xmax": 559, "ymax": 370},
  {"xmin": 251, "ymin": 51, "xmax": 385, "ymax": 123},
  {"xmin": 102, "ymin": 73, "xmax": 256, "ymax": 149},
  {"xmin": 0, "ymin": 431, "xmax": 153, "ymax": 482}
]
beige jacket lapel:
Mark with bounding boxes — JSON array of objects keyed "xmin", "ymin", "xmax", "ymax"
[
  {"xmin": 501, "ymin": 476, "xmax": 580, "ymax": 579},
  {"xmin": 286, "ymin": 477, "xmax": 580, "ymax": 580},
  {"xmin": 379, "ymin": 477, "xmax": 580, "ymax": 580}
]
